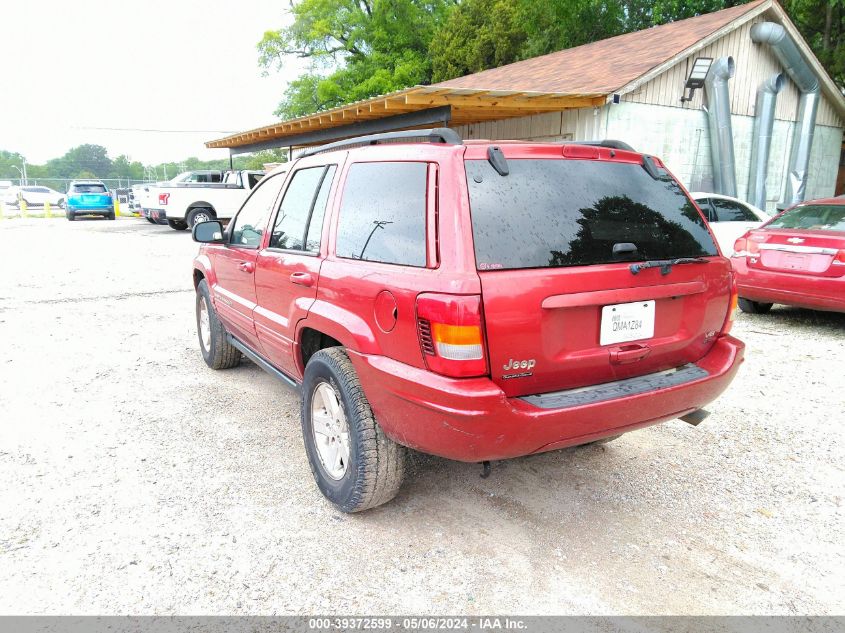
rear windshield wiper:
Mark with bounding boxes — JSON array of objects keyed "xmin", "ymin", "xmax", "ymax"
[{"xmin": 629, "ymin": 257, "xmax": 710, "ymax": 276}]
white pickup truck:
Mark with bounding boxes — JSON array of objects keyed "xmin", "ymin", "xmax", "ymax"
[{"xmin": 149, "ymin": 170, "xmax": 265, "ymax": 230}]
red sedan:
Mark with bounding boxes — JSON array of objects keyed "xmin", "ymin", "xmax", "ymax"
[{"xmin": 731, "ymin": 197, "xmax": 845, "ymax": 314}]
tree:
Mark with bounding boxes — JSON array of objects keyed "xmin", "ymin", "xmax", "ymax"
[
  {"xmin": 44, "ymin": 144, "xmax": 113, "ymax": 179},
  {"xmin": 258, "ymin": 0, "xmax": 454, "ymax": 118},
  {"xmin": 517, "ymin": 0, "xmax": 627, "ymax": 62},
  {"xmin": 0, "ymin": 150, "xmax": 26, "ymax": 180},
  {"xmin": 430, "ymin": 0, "xmax": 525, "ymax": 82},
  {"xmin": 109, "ymin": 155, "xmax": 145, "ymax": 181},
  {"xmin": 784, "ymin": 0, "xmax": 845, "ymax": 86}
]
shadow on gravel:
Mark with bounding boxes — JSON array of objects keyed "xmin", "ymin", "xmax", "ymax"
[
  {"xmin": 389, "ymin": 439, "xmax": 624, "ymax": 518},
  {"xmin": 744, "ymin": 305, "xmax": 845, "ymax": 330}
]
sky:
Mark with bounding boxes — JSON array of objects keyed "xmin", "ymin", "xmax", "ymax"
[{"xmin": 0, "ymin": 0, "xmax": 306, "ymax": 165}]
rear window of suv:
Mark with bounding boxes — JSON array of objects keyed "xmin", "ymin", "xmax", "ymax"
[
  {"xmin": 466, "ymin": 159, "xmax": 717, "ymax": 270},
  {"xmin": 70, "ymin": 184, "xmax": 107, "ymax": 194}
]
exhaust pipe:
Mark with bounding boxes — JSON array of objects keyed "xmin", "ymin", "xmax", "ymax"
[
  {"xmin": 751, "ymin": 22, "xmax": 821, "ymax": 207},
  {"xmin": 704, "ymin": 57, "xmax": 738, "ymax": 197},
  {"xmin": 680, "ymin": 409, "xmax": 710, "ymax": 426},
  {"xmin": 748, "ymin": 73, "xmax": 785, "ymax": 210}
]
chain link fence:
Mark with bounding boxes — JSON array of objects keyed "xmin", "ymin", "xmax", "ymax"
[{"xmin": 7, "ymin": 178, "xmax": 154, "ymax": 192}]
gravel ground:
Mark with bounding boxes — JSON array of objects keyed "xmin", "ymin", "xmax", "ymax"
[{"xmin": 0, "ymin": 217, "xmax": 843, "ymax": 615}]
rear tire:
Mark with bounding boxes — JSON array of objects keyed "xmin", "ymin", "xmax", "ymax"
[
  {"xmin": 301, "ymin": 348, "xmax": 406, "ymax": 513},
  {"xmin": 167, "ymin": 219, "xmax": 188, "ymax": 231},
  {"xmin": 66, "ymin": 211, "xmax": 75, "ymax": 221},
  {"xmin": 187, "ymin": 207, "xmax": 215, "ymax": 228},
  {"xmin": 106, "ymin": 211, "xmax": 116, "ymax": 220},
  {"xmin": 196, "ymin": 279, "xmax": 241, "ymax": 370},
  {"xmin": 738, "ymin": 298, "xmax": 773, "ymax": 314}
]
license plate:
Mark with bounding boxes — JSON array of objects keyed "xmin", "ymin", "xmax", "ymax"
[
  {"xmin": 600, "ymin": 300, "xmax": 655, "ymax": 346},
  {"xmin": 784, "ymin": 254, "xmax": 807, "ymax": 270}
]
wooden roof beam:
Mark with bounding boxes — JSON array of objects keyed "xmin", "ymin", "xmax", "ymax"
[{"xmin": 405, "ymin": 93, "xmax": 605, "ymax": 110}]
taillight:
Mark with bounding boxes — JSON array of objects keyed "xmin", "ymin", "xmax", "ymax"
[
  {"xmin": 159, "ymin": 193, "xmax": 170, "ymax": 205},
  {"xmin": 416, "ymin": 293, "xmax": 488, "ymax": 378},
  {"xmin": 721, "ymin": 275, "xmax": 738, "ymax": 335},
  {"xmin": 732, "ymin": 237, "xmax": 759, "ymax": 257},
  {"xmin": 833, "ymin": 250, "xmax": 845, "ymax": 266}
]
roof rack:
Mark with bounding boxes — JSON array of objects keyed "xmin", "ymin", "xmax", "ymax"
[
  {"xmin": 299, "ymin": 128, "xmax": 462, "ymax": 158},
  {"xmin": 574, "ymin": 140, "xmax": 636, "ymax": 151}
]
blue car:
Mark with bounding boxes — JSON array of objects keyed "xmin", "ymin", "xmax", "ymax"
[{"xmin": 66, "ymin": 180, "xmax": 114, "ymax": 221}]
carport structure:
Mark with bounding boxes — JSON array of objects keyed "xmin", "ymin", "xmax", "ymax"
[
  {"xmin": 207, "ymin": 0, "xmax": 845, "ymax": 209},
  {"xmin": 205, "ymin": 86, "xmax": 606, "ymax": 155}
]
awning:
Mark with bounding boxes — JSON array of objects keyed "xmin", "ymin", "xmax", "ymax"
[{"xmin": 206, "ymin": 85, "xmax": 606, "ymax": 153}]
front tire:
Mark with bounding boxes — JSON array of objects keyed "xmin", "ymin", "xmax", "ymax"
[
  {"xmin": 167, "ymin": 219, "xmax": 188, "ymax": 231},
  {"xmin": 196, "ymin": 279, "xmax": 241, "ymax": 369},
  {"xmin": 187, "ymin": 207, "xmax": 215, "ymax": 228},
  {"xmin": 66, "ymin": 211, "xmax": 75, "ymax": 221},
  {"xmin": 738, "ymin": 298, "xmax": 773, "ymax": 314},
  {"xmin": 301, "ymin": 348, "xmax": 405, "ymax": 513}
]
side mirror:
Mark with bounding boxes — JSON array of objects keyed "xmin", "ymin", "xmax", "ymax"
[{"xmin": 193, "ymin": 220, "xmax": 225, "ymax": 243}]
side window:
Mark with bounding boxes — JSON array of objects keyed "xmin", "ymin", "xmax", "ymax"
[
  {"xmin": 335, "ymin": 162, "xmax": 428, "ymax": 267},
  {"xmin": 305, "ymin": 166, "xmax": 336, "ymax": 252},
  {"xmin": 270, "ymin": 167, "xmax": 321, "ymax": 250},
  {"xmin": 229, "ymin": 173, "xmax": 285, "ymax": 247},
  {"xmin": 712, "ymin": 198, "xmax": 758, "ymax": 222}
]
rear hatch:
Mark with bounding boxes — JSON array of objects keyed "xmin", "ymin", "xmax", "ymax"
[
  {"xmin": 742, "ymin": 203, "xmax": 845, "ymax": 277},
  {"xmin": 465, "ymin": 145, "xmax": 731, "ymax": 398},
  {"xmin": 69, "ymin": 183, "xmax": 111, "ymax": 207}
]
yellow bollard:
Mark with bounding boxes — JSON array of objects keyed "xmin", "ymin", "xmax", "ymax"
[
  {"xmin": 0, "ymin": 201, "xmax": 4, "ymax": 220},
  {"xmin": 20, "ymin": 198, "xmax": 27, "ymax": 218},
  {"xmin": 114, "ymin": 196, "xmax": 120, "ymax": 218},
  {"xmin": 45, "ymin": 201, "xmax": 52, "ymax": 218}
]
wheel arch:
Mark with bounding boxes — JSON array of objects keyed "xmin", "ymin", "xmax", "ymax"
[
  {"xmin": 187, "ymin": 202, "xmax": 216, "ymax": 215},
  {"xmin": 298, "ymin": 327, "xmax": 342, "ymax": 374},
  {"xmin": 193, "ymin": 255, "xmax": 215, "ymax": 290},
  {"xmin": 295, "ymin": 303, "xmax": 381, "ymax": 375}
]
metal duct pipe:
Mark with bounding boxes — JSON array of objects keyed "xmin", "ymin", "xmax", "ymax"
[
  {"xmin": 704, "ymin": 56, "xmax": 738, "ymax": 197},
  {"xmin": 751, "ymin": 22, "xmax": 821, "ymax": 206},
  {"xmin": 747, "ymin": 73, "xmax": 785, "ymax": 209}
]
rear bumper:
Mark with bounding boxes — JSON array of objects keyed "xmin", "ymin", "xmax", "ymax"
[
  {"xmin": 739, "ymin": 283, "xmax": 845, "ymax": 312},
  {"xmin": 348, "ymin": 335, "xmax": 745, "ymax": 462},
  {"xmin": 733, "ymin": 258, "xmax": 845, "ymax": 312},
  {"xmin": 68, "ymin": 206, "xmax": 112, "ymax": 212}
]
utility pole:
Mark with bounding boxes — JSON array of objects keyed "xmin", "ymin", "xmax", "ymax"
[{"xmin": 22, "ymin": 158, "xmax": 27, "ymax": 185}]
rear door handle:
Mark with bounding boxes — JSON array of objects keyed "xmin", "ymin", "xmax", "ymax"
[
  {"xmin": 609, "ymin": 344, "xmax": 651, "ymax": 364},
  {"xmin": 290, "ymin": 272, "xmax": 315, "ymax": 287},
  {"xmin": 237, "ymin": 261, "xmax": 255, "ymax": 273}
]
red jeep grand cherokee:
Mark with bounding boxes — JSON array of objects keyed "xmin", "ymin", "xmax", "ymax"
[{"xmin": 191, "ymin": 129, "xmax": 744, "ymax": 512}]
